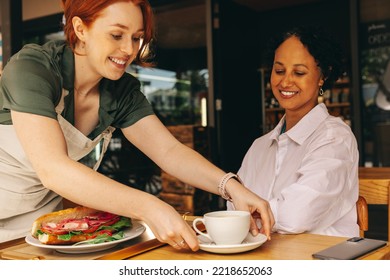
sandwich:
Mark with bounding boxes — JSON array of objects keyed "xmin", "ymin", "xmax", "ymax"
[{"xmin": 31, "ymin": 206, "xmax": 132, "ymax": 245}]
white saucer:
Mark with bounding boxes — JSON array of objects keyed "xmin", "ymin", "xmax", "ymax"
[
  {"xmin": 198, "ymin": 233, "xmax": 267, "ymax": 254},
  {"xmin": 25, "ymin": 221, "xmax": 145, "ymax": 254}
]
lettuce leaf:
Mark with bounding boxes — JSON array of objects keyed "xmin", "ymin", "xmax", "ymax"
[
  {"xmin": 99, "ymin": 217, "xmax": 132, "ymax": 231},
  {"xmin": 79, "ymin": 231, "xmax": 125, "ymax": 244}
]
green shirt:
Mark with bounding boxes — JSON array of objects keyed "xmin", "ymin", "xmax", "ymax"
[{"xmin": 0, "ymin": 40, "xmax": 154, "ymax": 139}]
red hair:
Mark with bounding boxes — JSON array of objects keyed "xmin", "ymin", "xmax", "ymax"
[{"xmin": 61, "ymin": 0, "xmax": 154, "ymax": 66}]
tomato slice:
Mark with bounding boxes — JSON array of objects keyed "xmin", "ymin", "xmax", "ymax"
[{"xmin": 88, "ymin": 230, "xmax": 113, "ymax": 240}]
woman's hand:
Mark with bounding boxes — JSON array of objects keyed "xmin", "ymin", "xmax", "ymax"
[
  {"xmin": 227, "ymin": 181, "xmax": 275, "ymax": 239},
  {"xmin": 140, "ymin": 197, "xmax": 200, "ymax": 251}
]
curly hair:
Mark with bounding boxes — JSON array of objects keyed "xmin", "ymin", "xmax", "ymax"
[{"xmin": 264, "ymin": 26, "xmax": 346, "ymax": 90}]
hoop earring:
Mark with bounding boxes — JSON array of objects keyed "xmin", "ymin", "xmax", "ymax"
[{"xmin": 319, "ymin": 87, "xmax": 324, "ymax": 96}]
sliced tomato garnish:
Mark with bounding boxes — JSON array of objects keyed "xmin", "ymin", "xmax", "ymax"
[{"xmin": 87, "ymin": 229, "xmax": 113, "ymax": 240}]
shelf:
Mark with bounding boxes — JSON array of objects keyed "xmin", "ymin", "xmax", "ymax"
[
  {"xmin": 325, "ymin": 102, "xmax": 350, "ymax": 108},
  {"xmin": 265, "ymin": 107, "xmax": 284, "ymax": 112},
  {"xmin": 333, "ymin": 77, "xmax": 350, "ymax": 88}
]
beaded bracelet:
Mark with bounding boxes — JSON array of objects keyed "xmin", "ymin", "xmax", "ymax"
[{"xmin": 218, "ymin": 172, "xmax": 242, "ymax": 202}]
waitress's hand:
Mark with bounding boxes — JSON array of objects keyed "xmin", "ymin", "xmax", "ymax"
[
  {"xmin": 141, "ymin": 197, "xmax": 199, "ymax": 251},
  {"xmin": 227, "ymin": 182, "xmax": 275, "ymax": 240}
]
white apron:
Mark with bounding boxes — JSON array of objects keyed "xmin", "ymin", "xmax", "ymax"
[{"xmin": 0, "ymin": 89, "xmax": 115, "ymax": 242}]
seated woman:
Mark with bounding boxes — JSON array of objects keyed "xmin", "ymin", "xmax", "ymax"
[{"xmin": 228, "ymin": 26, "xmax": 359, "ymax": 237}]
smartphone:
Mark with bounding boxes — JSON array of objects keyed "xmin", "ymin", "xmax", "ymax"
[{"xmin": 312, "ymin": 237, "xmax": 387, "ymax": 260}]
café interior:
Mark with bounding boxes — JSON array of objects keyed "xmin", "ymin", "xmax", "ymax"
[{"xmin": 0, "ymin": 0, "xmax": 390, "ymax": 259}]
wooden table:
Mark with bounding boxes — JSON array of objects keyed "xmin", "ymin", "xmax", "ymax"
[
  {"xmin": 2, "ymin": 230, "xmax": 388, "ymax": 260},
  {"xmin": 129, "ymin": 233, "xmax": 389, "ymax": 260}
]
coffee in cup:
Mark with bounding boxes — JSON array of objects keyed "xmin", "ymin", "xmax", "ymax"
[{"xmin": 192, "ymin": 210, "xmax": 250, "ymax": 245}]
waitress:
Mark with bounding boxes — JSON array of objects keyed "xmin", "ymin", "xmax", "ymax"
[{"xmin": 0, "ymin": 0, "xmax": 274, "ymax": 248}]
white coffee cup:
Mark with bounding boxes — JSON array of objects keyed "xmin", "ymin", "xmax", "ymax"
[{"xmin": 192, "ymin": 210, "xmax": 250, "ymax": 245}]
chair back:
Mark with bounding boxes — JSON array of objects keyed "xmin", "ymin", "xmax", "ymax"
[
  {"xmin": 357, "ymin": 195, "xmax": 368, "ymax": 237},
  {"xmin": 358, "ymin": 167, "xmax": 390, "ymax": 241}
]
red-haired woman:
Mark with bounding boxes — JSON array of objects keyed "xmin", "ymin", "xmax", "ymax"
[{"xmin": 0, "ymin": 0, "xmax": 274, "ymax": 247}]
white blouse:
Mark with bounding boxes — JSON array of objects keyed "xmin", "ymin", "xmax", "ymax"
[{"xmin": 228, "ymin": 103, "xmax": 359, "ymax": 237}]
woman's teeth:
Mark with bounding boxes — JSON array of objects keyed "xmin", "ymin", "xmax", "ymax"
[
  {"xmin": 281, "ymin": 90, "xmax": 297, "ymax": 96},
  {"xmin": 109, "ymin": 57, "xmax": 126, "ymax": 65}
]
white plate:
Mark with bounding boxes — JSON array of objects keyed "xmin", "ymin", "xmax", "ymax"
[
  {"xmin": 25, "ymin": 221, "xmax": 145, "ymax": 254},
  {"xmin": 198, "ymin": 233, "xmax": 267, "ymax": 254}
]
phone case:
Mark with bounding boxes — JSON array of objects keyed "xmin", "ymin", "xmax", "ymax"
[{"xmin": 312, "ymin": 237, "xmax": 387, "ymax": 260}]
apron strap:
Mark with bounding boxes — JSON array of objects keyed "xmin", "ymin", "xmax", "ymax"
[
  {"xmin": 93, "ymin": 126, "xmax": 116, "ymax": 171},
  {"xmin": 56, "ymin": 88, "xmax": 116, "ymax": 170}
]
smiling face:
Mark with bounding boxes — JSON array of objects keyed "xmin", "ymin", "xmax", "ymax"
[
  {"xmin": 270, "ymin": 36, "xmax": 324, "ymax": 120},
  {"xmin": 73, "ymin": 1, "xmax": 144, "ymax": 81}
]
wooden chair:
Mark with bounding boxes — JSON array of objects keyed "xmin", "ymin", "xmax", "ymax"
[
  {"xmin": 358, "ymin": 177, "xmax": 390, "ymax": 241},
  {"xmin": 357, "ymin": 195, "xmax": 369, "ymax": 237},
  {"xmin": 359, "ymin": 167, "xmax": 390, "ymax": 180}
]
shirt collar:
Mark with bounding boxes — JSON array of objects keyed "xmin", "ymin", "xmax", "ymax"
[
  {"xmin": 61, "ymin": 44, "xmax": 75, "ymax": 91},
  {"xmin": 269, "ymin": 103, "xmax": 329, "ymax": 145},
  {"xmin": 61, "ymin": 44, "xmax": 117, "ymax": 113},
  {"xmin": 269, "ymin": 115, "xmax": 286, "ymax": 142}
]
